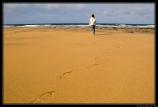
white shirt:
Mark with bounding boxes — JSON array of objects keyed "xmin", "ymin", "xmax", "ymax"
[{"xmin": 89, "ymin": 17, "xmax": 96, "ymax": 26}]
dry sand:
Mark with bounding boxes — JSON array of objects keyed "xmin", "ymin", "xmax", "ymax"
[{"xmin": 3, "ymin": 27, "xmax": 155, "ymax": 104}]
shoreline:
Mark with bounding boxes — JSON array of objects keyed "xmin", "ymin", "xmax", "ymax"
[{"xmin": 4, "ymin": 27, "xmax": 154, "ymax": 33}]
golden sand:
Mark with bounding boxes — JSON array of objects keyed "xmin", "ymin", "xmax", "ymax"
[{"xmin": 3, "ymin": 27, "xmax": 155, "ymax": 104}]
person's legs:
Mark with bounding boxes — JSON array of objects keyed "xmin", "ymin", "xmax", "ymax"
[
  {"xmin": 92, "ymin": 25, "xmax": 95, "ymax": 36},
  {"xmin": 93, "ymin": 25, "xmax": 95, "ymax": 35},
  {"xmin": 91, "ymin": 25, "xmax": 93, "ymax": 35}
]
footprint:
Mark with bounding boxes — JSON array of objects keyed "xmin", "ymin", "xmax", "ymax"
[
  {"xmin": 39, "ymin": 90, "xmax": 55, "ymax": 98},
  {"xmin": 59, "ymin": 70, "xmax": 73, "ymax": 79},
  {"xmin": 85, "ymin": 57, "xmax": 101, "ymax": 70},
  {"xmin": 31, "ymin": 90, "xmax": 55, "ymax": 104}
]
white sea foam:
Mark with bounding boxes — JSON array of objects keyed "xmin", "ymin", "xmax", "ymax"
[
  {"xmin": 4, "ymin": 24, "xmax": 155, "ymax": 28},
  {"xmin": 20, "ymin": 25, "xmax": 42, "ymax": 27}
]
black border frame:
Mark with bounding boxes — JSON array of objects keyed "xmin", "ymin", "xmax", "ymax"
[{"xmin": 1, "ymin": 0, "xmax": 157, "ymax": 106}]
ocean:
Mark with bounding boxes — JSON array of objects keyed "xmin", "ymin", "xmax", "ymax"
[{"xmin": 3, "ymin": 23, "xmax": 155, "ymax": 28}]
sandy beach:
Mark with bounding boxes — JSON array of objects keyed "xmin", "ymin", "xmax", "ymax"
[{"xmin": 3, "ymin": 27, "xmax": 155, "ymax": 104}]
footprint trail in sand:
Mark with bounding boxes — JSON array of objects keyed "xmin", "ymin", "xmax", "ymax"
[
  {"xmin": 31, "ymin": 90, "xmax": 55, "ymax": 104},
  {"xmin": 59, "ymin": 70, "xmax": 73, "ymax": 79}
]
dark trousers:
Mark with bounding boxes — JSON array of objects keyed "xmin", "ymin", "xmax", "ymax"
[{"xmin": 91, "ymin": 25, "xmax": 95, "ymax": 35}]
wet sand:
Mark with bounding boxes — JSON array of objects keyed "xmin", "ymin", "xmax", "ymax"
[{"xmin": 3, "ymin": 27, "xmax": 155, "ymax": 104}]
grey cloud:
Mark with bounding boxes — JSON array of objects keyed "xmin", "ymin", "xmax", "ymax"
[
  {"xmin": 102, "ymin": 4, "xmax": 154, "ymax": 19},
  {"xmin": 4, "ymin": 3, "xmax": 86, "ymax": 11},
  {"xmin": 3, "ymin": 3, "xmax": 154, "ymax": 24}
]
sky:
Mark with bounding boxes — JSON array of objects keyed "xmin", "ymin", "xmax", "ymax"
[{"xmin": 3, "ymin": 3, "xmax": 155, "ymax": 24}]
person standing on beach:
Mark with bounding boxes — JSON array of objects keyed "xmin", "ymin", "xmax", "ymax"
[{"xmin": 89, "ymin": 14, "xmax": 96, "ymax": 36}]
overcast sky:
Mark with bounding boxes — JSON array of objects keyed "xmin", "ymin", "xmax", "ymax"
[{"xmin": 3, "ymin": 3, "xmax": 155, "ymax": 24}]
